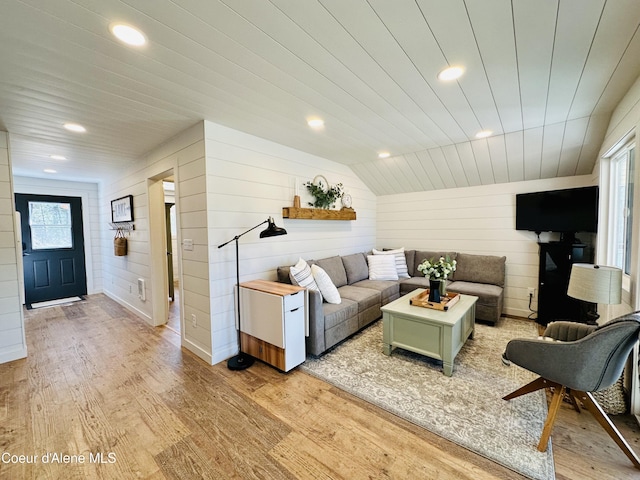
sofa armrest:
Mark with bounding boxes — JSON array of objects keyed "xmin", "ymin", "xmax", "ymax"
[{"xmin": 306, "ymin": 289, "xmax": 326, "ymax": 356}]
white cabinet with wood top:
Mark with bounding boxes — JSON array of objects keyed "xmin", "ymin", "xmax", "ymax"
[{"xmin": 238, "ymin": 280, "xmax": 308, "ymax": 372}]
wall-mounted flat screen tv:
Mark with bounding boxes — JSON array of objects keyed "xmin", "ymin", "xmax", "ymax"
[{"xmin": 515, "ymin": 186, "xmax": 599, "ymax": 233}]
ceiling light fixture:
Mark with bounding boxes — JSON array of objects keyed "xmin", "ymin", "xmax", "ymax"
[
  {"xmin": 475, "ymin": 130, "xmax": 493, "ymax": 139},
  {"xmin": 378, "ymin": 152, "xmax": 391, "ymax": 159},
  {"xmin": 438, "ymin": 66, "xmax": 464, "ymax": 81},
  {"xmin": 43, "ymin": 169, "xmax": 57, "ymax": 174},
  {"xmin": 307, "ymin": 118, "xmax": 325, "ymax": 129},
  {"xmin": 110, "ymin": 23, "xmax": 147, "ymax": 47},
  {"xmin": 50, "ymin": 155, "xmax": 66, "ymax": 160},
  {"xmin": 64, "ymin": 123, "xmax": 86, "ymax": 133}
]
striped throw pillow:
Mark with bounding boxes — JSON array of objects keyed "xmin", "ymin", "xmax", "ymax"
[
  {"xmin": 372, "ymin": 248, "xmax": 409, "ymax": 278},
  {"xmin": 289, "ymin": 258, "xmax": 322, "ymax": 300},
  {"xmin": 367, "ymin": 254, "xmax": 399, "ymax": 281}
]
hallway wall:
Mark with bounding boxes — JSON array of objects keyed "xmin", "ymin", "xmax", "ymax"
[{"xmin": 0, "ymin": 132, "xmax": 26, "ymax": 363}]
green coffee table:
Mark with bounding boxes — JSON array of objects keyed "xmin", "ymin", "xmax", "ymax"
[{"xmin": 381, "ymin": 289, "xmax": 478, "ymax": 376}]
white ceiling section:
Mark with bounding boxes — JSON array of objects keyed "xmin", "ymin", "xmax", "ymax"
[{"xmin": 1, "ymin": 0, "xmax": 639, "ymax": 193}]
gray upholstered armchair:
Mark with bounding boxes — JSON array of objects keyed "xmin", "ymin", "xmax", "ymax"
[{"xmin": 502, "ymin": 313, "xmax": 640, "ymax": 470}]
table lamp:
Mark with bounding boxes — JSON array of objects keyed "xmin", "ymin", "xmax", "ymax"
[{"xmin": 567, "ymin": 263, "xmax": 622, "ymax": 324}]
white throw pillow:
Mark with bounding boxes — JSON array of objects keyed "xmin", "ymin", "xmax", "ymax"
[
  {"xmin": 372, "ymin": 248, "xmax": 410, "ymax": 278},
  {"xmin": 367, "ymin": 254, "xmax": 399, "ymax": 281},
  {"xmin": 289, "ymin": 258, "xmax": 322, "ymax": 301},
  {"xmin": 311, "ymin": 264, "xmax": 341, "ymax": 304}
]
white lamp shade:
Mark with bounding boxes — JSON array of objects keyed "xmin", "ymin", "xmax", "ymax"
[{"xmin": 567, "ymin": 263, "xmax": 622, "ymax": 304}]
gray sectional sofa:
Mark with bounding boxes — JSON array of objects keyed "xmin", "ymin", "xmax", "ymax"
[{"xmin": 276, "ymin": 250, "xmax": 506, "ymax": 356}]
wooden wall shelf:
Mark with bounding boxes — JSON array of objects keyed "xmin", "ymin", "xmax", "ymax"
[{"xmin": 282, "ymin": 207, "xmax": 356, "ymax": 220}]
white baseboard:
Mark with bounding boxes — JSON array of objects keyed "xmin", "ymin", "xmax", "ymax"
[
  {"xmin": 0, "ymin": 345, "xmax": 27, "ymax": 364},
  {"xmin": 102, "ymin": 290, "xmax": 152, "ymax": 324},
  {"xmin": 182, "ymin": 337, "xmax": 213, "ymax": 365}
]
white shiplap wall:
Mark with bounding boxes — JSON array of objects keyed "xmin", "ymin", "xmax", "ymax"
[
  {"xmin": 204, "ymin": 121, "xmax": 377, "ymax": 364},
  {"xmin": 0, "ymin": 132, "xmax": 27, "ymax": 364},
  {"xmin": 377, "ymin": 175, "xmax": 595, "ymax": 318},
  {"xmin": 13, "ymin": 176, "xmax": 102, "ymax": 295},
  {"xmin": 102, "ymin": 120, "xmax": 376, "ymax": 365},
  {"xmin": 103, "ymin": 122, "xmax": 209, "ymax": 361}
]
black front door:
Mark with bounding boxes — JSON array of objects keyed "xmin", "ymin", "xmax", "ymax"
[{"xmin": 15, "ymin": 194, "xmax": 87, "ymax": 305}]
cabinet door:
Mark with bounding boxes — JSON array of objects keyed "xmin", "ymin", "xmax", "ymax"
[
  {"xmin": 240, "ymin": 288, "xmax": 285, "ymax": 348},
  {"xmin": 537, "ymin": 244, "xmax": 585, "ymax": 324}
]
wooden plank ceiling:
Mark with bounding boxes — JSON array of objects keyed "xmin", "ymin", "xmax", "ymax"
[{"xmin": 1, "ymin": 0, "xmax": 639, "ymax": 193}]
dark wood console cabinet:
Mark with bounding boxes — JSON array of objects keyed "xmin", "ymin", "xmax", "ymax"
[{"xmin": 536, "ymin": 242, "xmax": 592, "ymax": 326}]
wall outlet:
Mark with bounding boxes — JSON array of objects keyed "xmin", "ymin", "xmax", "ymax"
[
  {"xmin": 137, "ymin": 278, "xmax": 146, "ymax": 301},
  {"xmin": 191, "ymin": 314, "xmax": 197, "ymax": 328},
  {"xmin": 527, "ymin": 287, "xmax": 535, "ymax": 298}
]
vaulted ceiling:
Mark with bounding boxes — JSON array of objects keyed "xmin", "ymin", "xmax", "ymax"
[{"xmin": 2, "ymin": 0, "xmax": 640, "ymax": 194}]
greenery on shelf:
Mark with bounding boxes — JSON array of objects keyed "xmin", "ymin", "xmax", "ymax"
[{"xmin": 304, "ymin": 180, "xmax": 344, "ymax": 209}]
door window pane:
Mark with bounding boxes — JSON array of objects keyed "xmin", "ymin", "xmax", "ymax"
[{"xmin": 29, "ymin": 202, "xmax": 73, "ymax": 249}]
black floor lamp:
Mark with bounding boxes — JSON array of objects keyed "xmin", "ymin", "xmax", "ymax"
[{"xmin": 217, "ymin": 216, "xmax": 287, "ymax": 370}]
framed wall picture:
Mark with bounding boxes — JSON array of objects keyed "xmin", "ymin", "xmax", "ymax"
[{"xmin": 111, "ymin": 195, "xmax": 134, "ymax": 223}]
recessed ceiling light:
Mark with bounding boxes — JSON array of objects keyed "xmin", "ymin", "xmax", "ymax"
[
  {"xmin": 438, "ymin": 66, "xmax": 464, "ymax": 81},
  {"xmin": 378, "ymin": 152, "xmax": 391, "ymax": 159},
  {"xmin": 475, "ymin": 130, "xmax": 493, "ymax": 139},
  {"xmin": 50, "ymin": 155, "xmax": 66, "ymax": 160},
  {"xmin": 307, "ymin": 118, "xmax": 325, "ymax": 129},
  {"xmin": 110, "ymin": 23, "xmax": 147, "ymax": 47},
  {"xmin": 64, "ymin": 123, "xmax": 86, "ymax": 133},
  {"xmin": 43, "ymin": 169, "xmax": 57, "ymax": 174}
]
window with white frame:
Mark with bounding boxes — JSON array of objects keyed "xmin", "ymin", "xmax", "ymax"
[{"xmin": 609, "ymin": 143, "xmax": 635, "ymax": 275}]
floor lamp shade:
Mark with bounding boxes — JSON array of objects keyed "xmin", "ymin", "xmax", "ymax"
[
  {"xmin": 567, "ymin": 264, "xmax": 622, "ymax": 305},
  {"xmin": 217, "ymin": 216, "xmax": 287, "ymax": 370},
  {"xmin": 260, "ymin": 217, "xmax": 287, "ymax": 238}
]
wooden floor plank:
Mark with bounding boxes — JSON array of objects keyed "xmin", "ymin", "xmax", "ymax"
[{"xmin": 1, "ymin": 293, "xmax": 639, "ymax": 480}]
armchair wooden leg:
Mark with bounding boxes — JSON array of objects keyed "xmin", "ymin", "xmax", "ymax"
[
  {"xmin": 566, "ymin": 389, "xmax": 582, "ymax": 413},
  {"xmin": 503, "ymin": 377, "xmax": 558, "ymax": 401},
  {"xmin": 575, "ymin": 390, "xmax": 640, "ymax": 470},
  {"xmin": 537, "ymin": 385, "xmax": 565, "ymax": 452}
]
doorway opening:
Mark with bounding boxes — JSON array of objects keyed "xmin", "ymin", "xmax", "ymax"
[
  {"xmin": 147, "ymin": 170, "xmax": 181, "ymax": 335},
  {"xmin": 15, "ymin": 194, "xmax": 87, "ymax": 308},
  {"xmin": 164, "ymin": 180, "xmax": 180, "ymax": 334}
]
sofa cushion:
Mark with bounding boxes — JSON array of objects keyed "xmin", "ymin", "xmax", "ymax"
[
  {"xmin": 338, "ymin": 285, "xmax": 381, "ymax": 311},
  {"xmin": 367, "ymin": 254, "xmax": 399, "ymax": 281},
  {"xmin": 316, "ymin": 256, "xmax": 348, "ymax": 288},
  {"xmin": 322, "ymin": 298, "xmax": 358, "ymax": 330},
  {"xmin": 404, "ymin": 250, "xmax": 415, "ymax": 275},
  {"xmin": 311, "ymin": 264, "xmax": 341, "ymax": 304},
  {"xmin": 413, "ymin": 251, "xmax": 458, "ymax": 279},
  {"xmin": 454, "ymin": 253, "xmax": 506, "ymax": 287},
  {"xmin": 342, "ymin": 252, "xmax": 369, "ymax": 284},
  {"xmin": 447, "ymin": 281, "xmax": 502, "ymax": 307},
  {"xmin": 374, "ymin": 248, "xmax": 410, "ymax": 278},
  {"xmin": 352, "ymin": 279, "xmax": 400, "ymax": 304},
  {"xmin": 277, "ymin": 266, "xmax": 292, "ymax": 284},
  {"xmin": 399, "ymin": 276, "xmax": 430, "ymax": 296}
]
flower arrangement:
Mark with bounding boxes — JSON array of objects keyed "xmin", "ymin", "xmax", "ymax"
[
  {"xmin": 304, "ymin": 179, "xmax": 343, "ymax": 209},
  {"xmin": 417, "ymin": 255, "xmax": 457, "ymax": 280}
]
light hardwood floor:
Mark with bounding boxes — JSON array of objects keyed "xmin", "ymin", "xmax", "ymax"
[{"xmin": 1, "ymin": 294, "xmax": 639, "ymax": 479}]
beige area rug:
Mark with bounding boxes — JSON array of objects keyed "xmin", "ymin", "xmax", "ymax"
[{"xmin": 300, "ymin": 317, "xmax": 555, "ymax": 480}]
